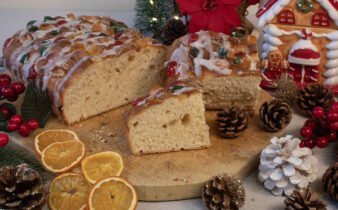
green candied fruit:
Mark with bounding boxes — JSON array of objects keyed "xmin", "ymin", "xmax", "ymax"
[
  {"xmin": 234, "ymin": 56, "xmax": 242, "ymax": 64},
  {"xmin": 44, "ymin": 16, "xmax": 55, "ymax": 22},
  {"xmin": 189, "ymin": 47, "xmax": 199, "ymax": 58},
  {"xmin": 171, "ymin": 85, "xmax": 184, "ymax": 93},
  {"xmin": 217, "ymin": 47, "xmax": 228, "ymax": 59}
]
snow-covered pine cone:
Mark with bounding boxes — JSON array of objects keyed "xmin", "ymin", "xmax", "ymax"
[{"xmin": 258, "ymin": 135, "xmax": 318, "ymax": 196}]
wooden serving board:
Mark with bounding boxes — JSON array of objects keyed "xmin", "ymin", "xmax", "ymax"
[{"xmin": 10, "ymin": 90, "xmax": 285, "ymax": 201}]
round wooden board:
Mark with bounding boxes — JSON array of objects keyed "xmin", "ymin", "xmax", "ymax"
[{"xmin": 11, "ymin": 90, "xmax": 285, "ymax": 201}]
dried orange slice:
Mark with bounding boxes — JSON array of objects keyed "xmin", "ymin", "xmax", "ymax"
[
  {"xmin": 88, "ymin": 177, "xmax": 137, "ymax": 210},
  {"xmin": 49, "ymin": 173, "xmax": 90, "ymax": 210},
  {"xmin": 81, "ymin": 151, "xmax": 123, "ymax": 184},
  {"xmin": 34, "ymin": 129, "xmax": 79, "ymax": 156},
  {"xmin": 41, "ymin": 140, "xmax": 85, "ymax": 173}
]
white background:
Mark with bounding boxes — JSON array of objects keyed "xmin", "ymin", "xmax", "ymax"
[{"xmin": 0, "ymin": 0, "xmax": 136, "ymax": 11}]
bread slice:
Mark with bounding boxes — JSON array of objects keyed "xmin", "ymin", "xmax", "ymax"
[
  {"xmin": 3, "ymin": 14, "xmax": 166, "ymax": 124},
  {"xmin": 124, "ymin": 83, "xmax": 210, "ymax": 155},
  {"xmin": 165, "ymin": 30, "xmax": 261, "ymax": 110},
  {"xmin": 57, "ymin": 46, "xmax": 165, "ymax": 124}
]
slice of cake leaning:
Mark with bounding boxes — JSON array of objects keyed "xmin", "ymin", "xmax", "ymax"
[
  {"xmin": 124, "ymin": 82, "xmax": 210, "ymax": 155},
  {"xmin": 165, "ymin": 30, "xmax": 261, "ymax": 110}
]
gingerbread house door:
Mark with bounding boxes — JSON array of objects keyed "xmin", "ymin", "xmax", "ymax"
[{"xmin": 288, "ymin": 31, "xmax": 320, "ymax": 88}]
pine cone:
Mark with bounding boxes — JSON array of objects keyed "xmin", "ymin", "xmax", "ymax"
[
  {"xmin": 202, "ymin": 174, "xmax": 245, "ymax": 210},
  {"xmin": 0, "ymin": 164, "xmax": 47, "ymax": 210},
  {"xmin": 259, "ymin": 99, "xmax": 292, "ymax": 132},
  {"xmin": 162, "ymin": 19, "xmax": 187, "ymax": 45},
  {"xmin": 284, "ymin": 188, "xmax": 327, "ymax": 210},
  {"xmin": 216, "ymin": 107, "xmax": 249, "ymax": 138},
  {"xmin": 259, "ymin": 135, "xmax": 318, "ymax": 196},
  {"xmin": 322, "ymin": 162, "xmax": 338, "ymax": 201},
  {"xmin": 295, "ymin": 84, "xmax": 334, "ymax": 116}
]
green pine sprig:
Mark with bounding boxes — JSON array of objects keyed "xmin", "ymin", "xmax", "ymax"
[{"xmin": 0, "ymin": 145, "xmax": 47, "ymax": 182}]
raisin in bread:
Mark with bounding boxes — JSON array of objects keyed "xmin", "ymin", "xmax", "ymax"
[
  {"xmin": 165, "ymin": 30, "xmax": 261, "ymax": 110},
  {"xmin": 124, "ymin": 83, "xmax": 210, "ymax": 155},
  {"xmin": 3, "ymin": 14, "xmax": 166, "ymax": 124}
]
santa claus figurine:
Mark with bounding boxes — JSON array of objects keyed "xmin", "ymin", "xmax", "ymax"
[{"xmin": 260, "ymin": 49, "xmax": 290, "ymax": 90}]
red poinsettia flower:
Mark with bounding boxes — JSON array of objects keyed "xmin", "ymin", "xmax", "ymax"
[
  {"xmin": 177, "ymin": 0, "xmax": 242, "ymax": 34},
  {"xmin": 248, "ymin": 0, "xmax": 259, "ymax": 5}
]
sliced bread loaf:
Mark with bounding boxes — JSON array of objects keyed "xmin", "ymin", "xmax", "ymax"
[
  {"xmin": 3, "ymin": 14, "xmax": 166, "ymax": 124},
  {"xmin": 124, "ymin": 83, "xmax": 210, "ymax": 155}
]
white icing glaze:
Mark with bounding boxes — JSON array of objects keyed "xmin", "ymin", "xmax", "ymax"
[
  {"xmin": 167, "ymin": 30, "xmax": 255, "ymax": 79},
  {"xmin": 172, "ymin": 86, "xmax": 195, "ymax": 95}
]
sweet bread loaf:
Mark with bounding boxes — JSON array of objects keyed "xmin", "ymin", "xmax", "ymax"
[
  {"xmin": 165, "ymin": 31, "xmax": 261, "ymax": 110},
  {"xmin": 3, "ymin": 14, "xmax": 166, "ymax": 124},
  {"xmin": 124, "ymin": 82, "xmax": 210, "ymax": 155}
]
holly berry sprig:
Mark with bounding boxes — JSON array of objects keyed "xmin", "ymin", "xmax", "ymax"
[
  {"xmin": 0, "ymin": 74, "xmax": 25, "ymax": 101},
  {"xmin": 0, "ymin": 102, "xmax": 39, "ymax": 138},
  {"xmin": 299, "ymin": 102, "xmax": 338, "ymax": 149}
]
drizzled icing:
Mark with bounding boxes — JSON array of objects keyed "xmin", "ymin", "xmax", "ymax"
[
  {"xmin": 165, "ymin": 30, "xmax": 259, "ymax": 80},
  {"xmin": 4, "ymin": 14, "xmax": 161, "ymax": 109},
  {"xmin": 132, "ymin": 83, "xmax": 196, "ymax": 107},
  {"xmin": 262, "ymin": 25, "xmax": 338, "ymax": 86}
]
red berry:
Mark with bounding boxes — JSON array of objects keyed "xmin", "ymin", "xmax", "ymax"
[
  {"xmin": 0, "ymin": 133, "xmax": 9, "ymax": 146},
  {"xmin": 305, "ymin": 119, "xmax": 317, "ymax": 129},
  {"xmin": 7, "ymin": 121, "xmax": 20, "ymax": 132},
  {"xmin": 317, "ymin": 137, "xmax": 328, "ymax": 148},
  {"xmin": 18, "ymin": 123, "xmax": 31, "ymax": 137},
  {"xmin": 312, "ymin": 107, "xmax": 325, "ymax": 119},
  {"xmin": 3, "ymin": 38, "xmax": 13, "ymax": 49},
  {"xmin": 304, "ymin": 138, "xmax": 316, "ymax": 149},
  {"xmin": 0, "ymin": 106, "xmax": 10, "ymax": 118},
  {"xmin": 5, "ymin": 94, "xmax": 18, "ymax": 102},
  {"xmin": 299, "ymin": 141, "xmax": 305, "ymax": 148},
  {"xmin": 327, "ymin": 111, "xmax": 338, "ymax": 122},
  {"xmin": 10, "ymin": 115, "xmax": 23, "ymax": 124},
  {"xmin": 132, "ymin": 97, "xmax": 146, "ymax": 106},
  {"xmin": 331, "ymin": 102, "xmax": 338, "ymax": 112},
  {"xmin": 114, "ymin": 41, "xmax": 123, "ymax": 46},
  {"xmin": 320, "ymin": 119, "xmax": 328, "ymax": 128},
  {"xmin": 329, "ymin": 122, "xmax": 338, "ymax": 131},
  {"xmin": 188, "ymin": 33, "xmax": 199, "ymax": 44},
  {"xmin": 1, "ymin": 86, "xmax": 16, "ymax": 98},
  {"xmin": 11, "ymin": 82, "xmax": 25, "ymax": 94},
  {"xmin": 166, "ymin": 61, "xmax": 177, "ymax": 77},
  {"xmin": 27, "ymin": 119, "xmax": 39, "ymax": 130},
  {"xmin": 0, "ymin": 74, "xmax": 11, "ymax": 87},
  {"xmin": 326, "ymin": 132, "xmax": 336, "ymax": 141},
  {"xmin": 300, "ymin": 126, "xmax": 313, "ymax": 138}
]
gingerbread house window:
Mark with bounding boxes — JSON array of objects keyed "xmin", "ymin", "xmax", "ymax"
[
  {"xmin": 277, "ymin": 9, "xmax": 295, "ymax": 24},
  {"xmin": 312, "ymin": 11, "xmax": 330, "ymax": 27}
]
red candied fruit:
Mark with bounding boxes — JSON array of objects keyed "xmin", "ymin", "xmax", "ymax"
[
  {"xmin": 188, "ymin": 33, "xmax": 199, "ymax": 44},
  {"xmin": 166, "ymin": 61, "xmax": 178, "ymax": 77},
  {"xmin": 56, "ymin": 20, "xmax": 67, "ymax": 26},
  {"xmin": 3, "ymin": 38, "xmax": 13, "ymax": 49},
  {"xmin": 132, "ymin": 97, "xmax": 145, "ymax": 106}
]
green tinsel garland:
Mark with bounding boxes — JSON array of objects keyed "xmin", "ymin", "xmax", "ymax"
[{"xmin": 134, "ymin": 0, "xmax": 180, "ymax": 41}]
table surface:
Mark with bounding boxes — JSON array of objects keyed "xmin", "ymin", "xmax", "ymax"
[{"xmin": 0, "ymin": 8, "xmax": 337, "ymax": 210}]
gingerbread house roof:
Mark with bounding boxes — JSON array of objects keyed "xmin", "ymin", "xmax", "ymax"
[{"xmin": 257, "ymin": 0, "xmax": 338, "ymax": 27}]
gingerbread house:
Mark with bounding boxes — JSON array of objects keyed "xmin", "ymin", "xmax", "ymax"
[{"xmin": 257, "ymin": 0, "xmax": 338, "ymax": 93}]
